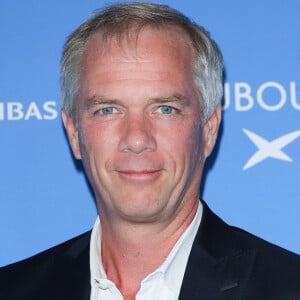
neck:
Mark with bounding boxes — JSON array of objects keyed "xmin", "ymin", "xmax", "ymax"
[{"xmin": 98, "ymin": 199, "xmax": 199, "ymax": 298}]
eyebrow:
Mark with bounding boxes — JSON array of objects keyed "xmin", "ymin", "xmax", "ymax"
[
  {"xmin": 150, "ymin": 94, "xmax": 187, "ymax": 103},
  {"xmin": 86, "ymin": 96, "xmax": 121, "ymax": 108},
  {"xmin": 85, "ymin": 93, "xmax": 188, "ymax": 108}
]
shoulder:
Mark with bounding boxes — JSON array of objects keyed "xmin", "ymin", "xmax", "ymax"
[
  {"xmin": 228, "ymin": 222, "xmax": 300, "ymax": 270},
  {"xmin": 201, "ymin": 200, "xmax": 300, "ymax": 260},
  {"xmin": 0, "ymin": 231, "xmax": 91, "ymax": 299},
  {"xmin": 0, "ymin": 230, "xmax": 91, "ymax": 273},
  {"xmin": 198, "ymin": 201, "xmax": 300, "ymax": 294},
  {"xmin": 228, "ymin": 223, "xmax": 300, "ymax": 296}
]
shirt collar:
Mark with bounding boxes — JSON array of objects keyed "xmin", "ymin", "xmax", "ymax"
[
  {"xmin": 90, "ymin": 201, "xmax": 203, "ymax": 293},
  {"xmin": 90, "ymin": 217, "xmax": 106, "ymax": 280},
  {"xmin": 152, "ymin": 202, "xmax": 202, "ymax": 291}
]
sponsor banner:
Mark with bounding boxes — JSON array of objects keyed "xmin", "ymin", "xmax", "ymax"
[
  {"xmin": 224, "ymin": 81, "xmax": 299, "ymax": 111},
  {"xmin": 0, "ymin": 101, "xmax": 58, "ymax": 121},
  {"xmin": 0, "ymin": 0, "xmax": 299, "ymax": 266}
]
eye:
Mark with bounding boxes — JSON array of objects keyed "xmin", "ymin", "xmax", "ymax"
[
  {"xmin": 158, "ymin": 105, "xmax": 175, "ymax": 114},
  {"xmin": 98, "ymin": 107, "xmax": 117, "ymax": 115}
]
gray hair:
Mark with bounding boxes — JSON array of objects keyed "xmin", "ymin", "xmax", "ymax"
[{"xmin": 61, "ymin": 2, "xmax": 223, "ymax": 124}]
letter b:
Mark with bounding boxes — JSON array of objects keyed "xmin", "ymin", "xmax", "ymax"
[
  {"xmin": 7, "ymin": 102, "xmax": 24, "ymax": 120},
  {"xmin": 234, "ymin": 82, "xmax": 254, "ymax": 111}
]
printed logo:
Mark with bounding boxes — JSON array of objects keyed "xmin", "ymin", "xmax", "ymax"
[
  {"xmin": 0, "ymin": 101, "xmax": 58, "ymax": 121},
  {"xmin": 243, "ymin": 129, "xmax": 300, "ymax": 170},
  {"xmin": 224, "ymin": 81, "xmax": 299, "ymax": 111}
]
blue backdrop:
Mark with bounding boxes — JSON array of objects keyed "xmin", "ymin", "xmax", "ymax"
[{"xmin": 1, "ymin": 0, "xmax": 299, "ymax": 267}]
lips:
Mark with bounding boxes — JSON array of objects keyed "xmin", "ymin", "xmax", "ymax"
[{"xmin": 116, "ymin": 169, "xmax": 162, "ymax": 182}]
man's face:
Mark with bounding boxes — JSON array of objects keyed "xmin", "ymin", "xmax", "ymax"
[{"xmin": 63, "ymin": 27, "xmax": 220, "ymax": 224}]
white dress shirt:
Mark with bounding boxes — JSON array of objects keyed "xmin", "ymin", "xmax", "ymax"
[{"xmin": 90, "ymin": 202, "xmax": 203, "ymax": 300}]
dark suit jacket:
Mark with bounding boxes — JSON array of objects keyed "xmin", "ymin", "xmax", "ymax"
[{"xmin": 1, "ymin": 201, "xmax": 300, "ymax": 300}]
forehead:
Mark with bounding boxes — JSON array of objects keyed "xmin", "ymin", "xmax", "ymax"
[
  {"xmin": 81, "ymin": 26, "xmax": 195, "ymax": 71},
  {"xmin": 77, "ymin": 26, "xmax": 198, "ymax": 104}
]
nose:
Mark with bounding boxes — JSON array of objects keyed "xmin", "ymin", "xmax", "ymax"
[{"xmin": 118, "ymin": 113, "xmax": 156, "ymax": 154}]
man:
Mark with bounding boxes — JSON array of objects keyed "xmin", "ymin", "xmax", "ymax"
[{"xmin": 0, "ymin": 2, "xmax": 299, "ymax": 300}]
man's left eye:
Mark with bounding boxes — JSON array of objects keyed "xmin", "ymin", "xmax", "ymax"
[
  {"xmin": 158, "ymin": 105, "xmax": 175, "ymax": 114},
  {"xmin": 99, "ymin": 107, "xmax": 116, "ymax": 115}
]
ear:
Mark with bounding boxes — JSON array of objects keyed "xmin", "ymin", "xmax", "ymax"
[
  {"xmin": 62, "ymin": 110, "xmax": 82, "ymax": 159},
  {"xmin": 202, "ymin": 104, "xmax": 222, "ymax": 159}
]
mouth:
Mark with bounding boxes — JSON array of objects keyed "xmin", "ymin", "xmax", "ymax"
[{"xmin": 116, "ymin": 169, "xmax": 162, "ymax": 182}]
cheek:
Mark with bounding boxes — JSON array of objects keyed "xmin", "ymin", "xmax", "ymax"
[
  {"xmin": 191, "ymin": 123, "xmax": 203, "ymax": 149},
  {"xmin": 78, "ymin": 124, "xmax": 112, "ymax": 163},
  {"xmin": 173, "ymin": 121, "xmax": 202, "ymax": 149},
  {"xmin": 182, "ymin": 123, "xmax": 204, "ymax": 169},
  {"xmin": 159, "ymin": 121, "xmax": 203, "ymax": 167}
]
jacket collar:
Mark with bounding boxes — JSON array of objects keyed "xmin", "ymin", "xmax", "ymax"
[
  {"xmin": 59, "ymin": 201, "xmax": 257, "ymax": 300},
  {"xmin": 52, "ymin": 231, "xmax": 91, "ymax": 300},
  {"xmin": 179, "ymin": 200, "xmax": 257, "ymax": 299}
]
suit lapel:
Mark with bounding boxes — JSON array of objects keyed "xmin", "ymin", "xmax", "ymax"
[
  {"xmin": 44, "ymin": 203, "xmax": 257, "ymax": 300},
  {"xmin": 48, "ymin": 231, "xmax": 91, "ymax": 300},
  {"xmin": 179, "ymin": 201, "xmax": 257, "ymax": 300}
]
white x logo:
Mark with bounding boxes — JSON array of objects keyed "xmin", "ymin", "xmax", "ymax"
[{"xmin": 243, "ymin": 129, "xmax": 300, "ymax": 170}]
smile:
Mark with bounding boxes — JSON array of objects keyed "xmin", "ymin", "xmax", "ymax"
[{"xmin": 116, "ymin": 169, "xmax": 162, "ymax": 182}]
